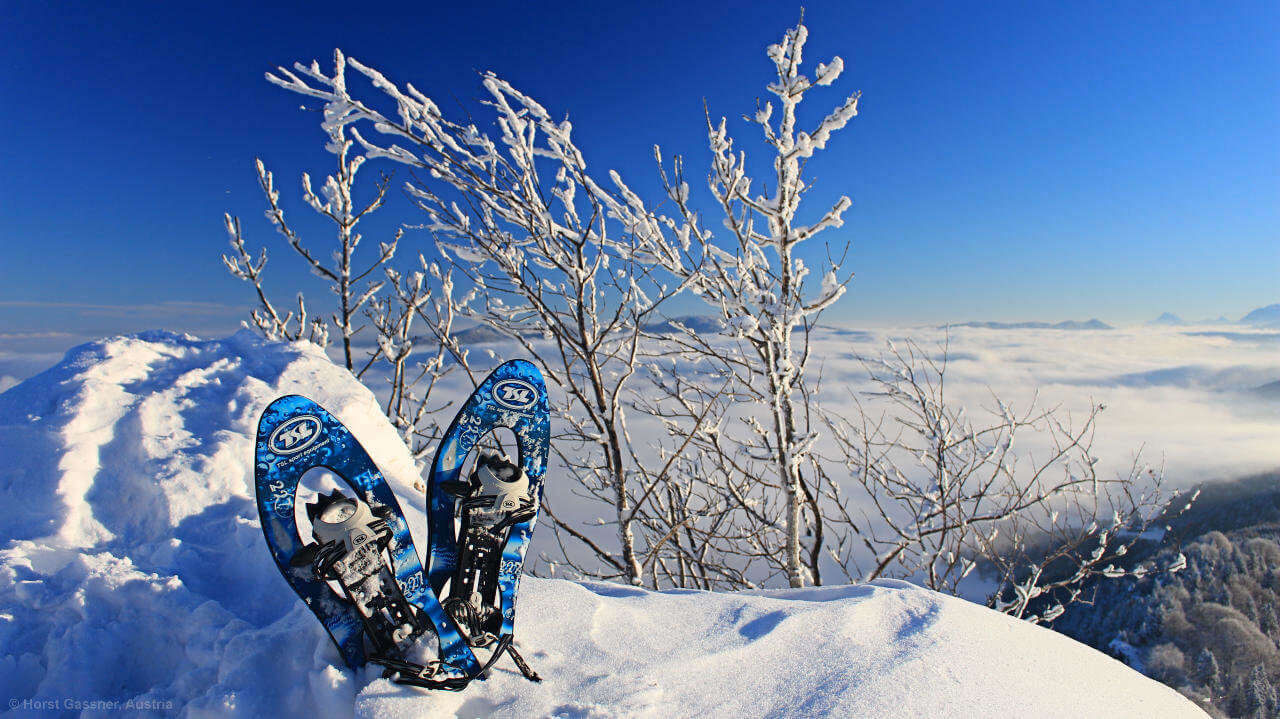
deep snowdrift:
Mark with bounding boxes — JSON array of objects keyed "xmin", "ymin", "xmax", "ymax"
[{"xmin": 0, "ymin": 332, "xmax": 1205, "ymax": 717}]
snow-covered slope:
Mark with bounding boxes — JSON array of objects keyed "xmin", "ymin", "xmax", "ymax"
[{"xmin": 0, "ymin": 332, "xmax": 1205, "ymax": 718}]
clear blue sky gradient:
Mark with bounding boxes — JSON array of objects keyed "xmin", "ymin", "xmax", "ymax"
[{"xmin": 2, "ymin": 0, "xmax": 1276, "ymax": 337}]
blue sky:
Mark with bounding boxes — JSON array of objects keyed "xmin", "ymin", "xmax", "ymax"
[{"xmin": 2, "ymin": 0, "xmax": 1276, "ymax": 342}]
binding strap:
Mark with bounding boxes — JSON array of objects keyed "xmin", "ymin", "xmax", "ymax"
[{"xmin": 371, "ymin": 633, "xmax": 540, "ymax": 690}]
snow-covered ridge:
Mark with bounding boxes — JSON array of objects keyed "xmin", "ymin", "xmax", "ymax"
[{"xmin": 0, "ymin": 332, "xmax": 1204, "ymax": 717}]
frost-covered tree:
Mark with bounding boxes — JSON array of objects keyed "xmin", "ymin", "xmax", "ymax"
[
  {"xmin": 1242, "ymin": 664, "xmax": 1276, "ymax": 718},
  {"xmin": 263, "ymin": 51, "xmax": 710, "ymax": 586},
  {"xmin": 223, "ymin": 200, "xmax": 329, "ymax": 347},
  {"xmin": 1193, "ymin": 647, "xmax": 1222, "ymax": 696},
  {"xmin": 366, "ymin": 258, "xmax": 478, "ymax": 465},
  {"xmin": 646, "ymin": 19, "xmax": 859, "ymax": 587},
  {"xmin": 822, "ymin": 338, "xmax": 1188, "ymax": 621},
  {"xmin": 223, "ymin": 117, "xmax": 397, "ymax": 376},
  {"xmin": 226, "ymin": 58, "xmax": 478, "ymax": 469}
]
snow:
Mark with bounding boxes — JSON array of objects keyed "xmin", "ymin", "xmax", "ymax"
[{"xmin": 0, "ymin": 331, "xmax": 1205, "ymax": 717}]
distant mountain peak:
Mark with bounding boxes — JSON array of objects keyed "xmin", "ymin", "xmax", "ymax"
[
  {"xmin": 1148, "ymin": 312, "xmax": 1185, "ymax": 326},
  {"xmin": 643, "ymin": 315, "xmax": 725, "ymax": 335},
  {"xmin": 1241, "ymin": 303, "xmax": 1280, "ymax": 328},
  {"xmin": 947, "ymin": 319, "xmax": 1113, "ymax": 331}
]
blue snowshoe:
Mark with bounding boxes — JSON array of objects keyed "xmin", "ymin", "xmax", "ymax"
[
  {"xmin": 253, "ymin": 395, "xmax": 481, "ymax": 689},
  {"xmin": 253, "ymin": 359, "xmax": 549, "ymax": 690},
  {"xmin": 421, "ymin": 359, "xmax": 550, "ymax": 685}
]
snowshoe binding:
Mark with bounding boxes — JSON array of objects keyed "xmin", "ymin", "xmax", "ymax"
[
  {"xmin": 290, "ymin": 490, "xmax": 425, "ymax": 658},
  {"xmin": 439, "ymin": 453, "xmax": 540, "ymax": 679}
]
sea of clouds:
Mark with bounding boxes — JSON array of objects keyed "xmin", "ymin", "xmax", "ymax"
[
  {"xmin": 2, "ymin": 322, "xmax": 1275, "ymax": 494},
  {"xmin": 809, "ymin": 322, "xmax": 1279, "ymax": 490}
]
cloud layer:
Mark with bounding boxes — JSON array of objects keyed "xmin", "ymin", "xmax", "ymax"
[
  {"xmin": 812, "ymin": 323, "xmax": 1279, "ymax": 488},
  {"xmin": 2, "ymin": 323, "xmax": 1276, "ymax": 490}
]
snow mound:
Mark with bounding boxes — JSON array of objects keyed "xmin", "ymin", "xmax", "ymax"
[
  {"xmin": 372, "ymin": 578, "xmax": 1205, "ymax": 718},
  {"xmin": 0, "ymin": 331, "xmax": 1205, "ymax": 717}
]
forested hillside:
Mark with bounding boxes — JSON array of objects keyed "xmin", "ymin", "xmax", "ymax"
[{"xmin": 1052, "ymin": 471, "xmax": 1280, "ymax": 718}]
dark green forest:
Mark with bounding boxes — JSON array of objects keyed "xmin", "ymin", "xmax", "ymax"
[{"xmin": 1051, "ymin": 471, "xmax": 1280, "ymax": 718}]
